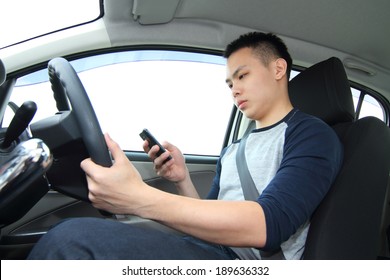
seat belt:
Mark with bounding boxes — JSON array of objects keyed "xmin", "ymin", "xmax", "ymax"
[
  {"xmin": 236, "ymin": 135, "xmax": 285, "ymax": 260},
  {"xmin": 236, "ymin": 136, "xmax": 260, "ymax": 200}
]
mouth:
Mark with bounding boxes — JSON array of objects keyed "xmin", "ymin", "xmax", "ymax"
[{"xmin": 237, "ymin": 100, "xmax": 247, "ymax": 110}]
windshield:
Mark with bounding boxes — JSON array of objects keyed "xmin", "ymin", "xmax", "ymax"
[{"xmin": 0, "ymin": 0, "xmax": 101, "ymax": 49}]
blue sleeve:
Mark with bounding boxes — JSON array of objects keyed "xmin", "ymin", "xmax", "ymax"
[{"xmin": 258, "ymin": 117, "xmax": 343, "ymax": 251}]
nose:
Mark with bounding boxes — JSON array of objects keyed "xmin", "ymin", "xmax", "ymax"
[{"xmin": 231, "ymin": 83, "xmax": 241, "ymax": 98}]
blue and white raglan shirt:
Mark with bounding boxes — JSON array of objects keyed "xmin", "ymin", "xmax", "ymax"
[{"xmin": 207, "ymin": 109, "xmax": 343, "ymax": 259}]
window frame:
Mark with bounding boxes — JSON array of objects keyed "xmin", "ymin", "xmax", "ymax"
[{"xmin": 350, "ymin": 81, "xmax": 390, "ymax": 125}]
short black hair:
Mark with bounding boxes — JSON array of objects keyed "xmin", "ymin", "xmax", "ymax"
[{"xmin": 224, "ymin": 32, "xmax": 293, "ymax": 79}]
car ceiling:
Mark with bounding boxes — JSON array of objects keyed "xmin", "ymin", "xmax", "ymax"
[
  {"xmin": 103, "ymin": 0, "xmax": 390, "ymax": 100},
  {"xmin": 177, "ymin": 0, "xmax": 389, "ymax": 70},
  {"xmin": 2, "ymin": 0, "xmax": 390, "ymax": 101}
]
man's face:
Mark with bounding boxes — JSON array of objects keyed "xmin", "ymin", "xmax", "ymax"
[{"xmin": 225, "ymin": 47, "xmax": 282, "ymax": 123}]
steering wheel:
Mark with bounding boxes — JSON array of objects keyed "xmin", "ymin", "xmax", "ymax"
[
  {"xmin": 48, "ymin": 57, "xmax": 112, "ymax": 167},
  {"xmin": 31, "ymin": 57, "xmax": 112, "ymax": 201}
]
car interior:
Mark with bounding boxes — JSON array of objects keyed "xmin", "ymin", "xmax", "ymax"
[{"xmin": 0, "ymin": 0, "xmax": 390, "ymax": 260}]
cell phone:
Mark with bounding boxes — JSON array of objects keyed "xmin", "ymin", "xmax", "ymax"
[{"xmin": 139, "ymin": 129, "xmax": 172, "ymax": 162}]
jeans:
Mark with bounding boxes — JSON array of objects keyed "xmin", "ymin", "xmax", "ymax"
[{"xmin": 27, "ymin": 217, "xmax": 238, "ymax": 260}]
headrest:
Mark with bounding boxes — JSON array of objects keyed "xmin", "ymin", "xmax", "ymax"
[
  {"xmin": 289, "ymin": 57, "xmax": 355, "ymax": 125},
  {"xmin": 0, "ymin": 59, "xmax": 6, "ymax": 86}
]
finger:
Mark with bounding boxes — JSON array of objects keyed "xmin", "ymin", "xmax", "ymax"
[
  {"xmin": 142, "ymin": 140, "xmax": 150, "ymax": 153},
  {"xmin": 80, "ymin": 157, "xmax": 102, "ymax": 178},
  {"xmin": 155, "ymin": 156, "xmax": 174, "ymax": 174},
  {"xmin": 104, "ymin": 133, "xmax": 127, "ymax": 164},
  {"xmin": 147, "ymin": 144, "xmax": 161, "ymax": 160},
  {"xmin": 153, "ymin": 150, "xmax": 172, "ymax": 166}
]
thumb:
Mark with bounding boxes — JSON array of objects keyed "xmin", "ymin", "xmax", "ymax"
[
  {"xmin": 162, "ymin": 141, "xmax": 182, "ymax": 156},
  {"xmin": 80, "ymin": 157, "xmax": 102, "ymax": 178},
  {"xmin": 162, "ymin": 141, "xmax": 176, "ymax": 151}
]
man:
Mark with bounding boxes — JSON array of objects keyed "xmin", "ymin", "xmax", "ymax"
[{"xmin": 28, "ymin": 32, "xmax": 343, "ymax": 260}]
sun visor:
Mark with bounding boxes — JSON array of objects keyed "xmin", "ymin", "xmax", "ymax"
[{"xmin": 132, "ymin": 0, "xmax": 180, "ymax": 25}]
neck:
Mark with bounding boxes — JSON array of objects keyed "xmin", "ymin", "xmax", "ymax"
[{"xmin": 255, "ymin": 100, "xmax": 294, "ymax": 129}]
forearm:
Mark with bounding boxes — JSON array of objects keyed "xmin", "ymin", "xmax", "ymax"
[
  {"xmin": 84, "ymin": 135, "xmax": 265, "ymax": 248},
  {"xmin": 174, "ymin": 173, "xmax": 200, "ymax": 199},
  {"xmin": 133, "ymin": 187, "xmax": 266, "ymax": 248}
]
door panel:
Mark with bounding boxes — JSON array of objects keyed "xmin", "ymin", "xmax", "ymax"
[
  {"xmin": 131, "ymin": 152, "xmax": 217, "ymax": 198},
  {"xmin": 0, "ymin": 152, "xmax": 218, "ymax": 259}
]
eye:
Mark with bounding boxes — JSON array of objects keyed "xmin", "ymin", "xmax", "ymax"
[{"xmin": 239, "ymin": 73, "xmax": 248, "ymax": 80}]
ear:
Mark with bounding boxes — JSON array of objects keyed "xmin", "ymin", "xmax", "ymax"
[{"xmin": 274, "ymin": 58, "xmax": 288, "ymax": 80}]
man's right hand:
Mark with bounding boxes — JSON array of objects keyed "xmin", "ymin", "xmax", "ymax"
[{"xmin": 143, "ymin": 140, "xmax": 187, "ymax": 183}]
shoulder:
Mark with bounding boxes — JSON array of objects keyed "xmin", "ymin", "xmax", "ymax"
[
  {"xmin": 287, "ymin": 109, "xmax": 328, "ymax": 129},
  {"xmin": 285, "ymin": 110, "xmax": 338, "ymax": 141},
  {"xmin": 283, "ymin": 110, "xmax": 342, "ymax": 160},
  {"xmin": 283, "ymin": 110, "xmax": 343, "ymax": 165}
]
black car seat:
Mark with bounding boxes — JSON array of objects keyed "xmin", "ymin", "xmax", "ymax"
[{"xmin": 288, "ymin": 57, "xmax": 390, "ymax": 259}]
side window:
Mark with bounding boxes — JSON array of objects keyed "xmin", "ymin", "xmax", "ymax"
[
  {"xmin": 351, "ymin": 88, "xmax": 386, "ymax": 122},
  {"xmin": 7, "ymin": 50, "xmax": 233, "ymax": 156}
]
